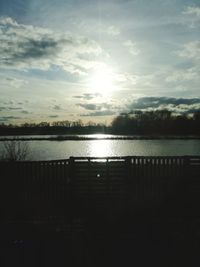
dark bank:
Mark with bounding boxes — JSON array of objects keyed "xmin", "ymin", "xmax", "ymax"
[{"xmin": 1, "ymin": 156, "xmax": 200, "ymax": 266}]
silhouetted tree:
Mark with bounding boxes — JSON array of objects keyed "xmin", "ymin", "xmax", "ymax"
[{"xmin": 1, "ymin": 140, "xmax": 30, "ymax": 161}]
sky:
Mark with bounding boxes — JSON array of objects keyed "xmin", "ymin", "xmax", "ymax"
[{"xmin": 0, "ymin": 0, "xmax": 200, "ymax": 124}]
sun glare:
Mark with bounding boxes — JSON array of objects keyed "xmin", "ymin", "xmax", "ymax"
[
  {"xmin": 89, "ymin": 65, "xmax": 116, "ymax": 95},
  {"xmin": 89, "ymin": 140, "xmax": 112, "ymax": 157}
]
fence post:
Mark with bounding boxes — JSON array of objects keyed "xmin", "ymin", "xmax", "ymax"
[
  {"xmin": 69, "ymin": 157, "xmax": 75, "ymax": 217},
  {"xmin": 183, "ymin": 156, "xmax": 190, "ymax": 179},
  {"xmin": 69, "ymin": 157, "xmax": 74, "ymax": 181},
  {"xmin": 125, "ymin": 156, "xmax": 132, "ymax": 213}
]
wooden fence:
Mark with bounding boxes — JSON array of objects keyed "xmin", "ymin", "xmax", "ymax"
[{"xmin": 0, "ymin": 156, "xmax": 200, "ymax": 220}]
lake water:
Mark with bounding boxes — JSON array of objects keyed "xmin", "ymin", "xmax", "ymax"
[{"xmin": 0, "ymin": 135, "xmax": 200, "ymax": 160}]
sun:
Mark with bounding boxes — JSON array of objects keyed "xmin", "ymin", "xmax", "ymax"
[{"xmin": 89, "ymin": 65, "xmax": 115, "ymax": 95}]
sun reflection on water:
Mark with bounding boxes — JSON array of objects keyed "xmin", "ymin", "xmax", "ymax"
[{"xmin": 89, "ymin": 140, "xmax": 112, "ymax": 157}]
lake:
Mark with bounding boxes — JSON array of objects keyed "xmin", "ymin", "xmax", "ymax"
[{"xmin": 0, "ymin": 135, "xmax": 200, "ymax": 160}]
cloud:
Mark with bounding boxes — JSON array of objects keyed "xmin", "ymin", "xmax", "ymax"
[
  {"xmin": 123, "ymin": 40, "xmax": 140, "ymax": 56},
  {"xmin": 0, "ymin": 101, "xmax": 23, "ymax": 111},
  {"xmin": 48, "ymin": 115, "xmax": 59, "ymax": 118},
  {"xmin": 77, "ymin": 101, "xmax": 122, "ymax": 116},
  {"xmin": 127, "ymin": 97, "xmax": 200, "ymax": 114},
  {"xmin": 0, "ymin": 75, "xmax": 27, "ymax": 88},
  {"xmin": 0, "ymin": 105, "xmax": 22, "ymax": 111},
  {"xmin": 177, "ymin": 41, "xmax": 200, "ymax": 60},
  {"xmin": 77, "ymin": 102, "xmax": 113, "ymax": 111},
  {"xmin": 73, "ymin": 93, "xmax": 102, "ymax": 100},
  {"xmin": 52, "ymin": 105, "xmax": 62, "ymax": 110},
  {"xmin": 3, "ymin": 100, "xmax": 14, "ymax": 105},
  {"xmin": 81, "ymin": 110, "xmax": 116, "ymax": 117},
  {"xmin": 105, "ymin": 26, "xmax": 120, "ymax": 36},
  {"xmin": 0, "ymin": 17, "xmax": 104, "ymax": 75},
  {"xmin": 183, "ymin": 5, "xmax": 200, "ymax": 26},
  {"xmin": 78, "ymin": 103, "xmax": 102, "ymax": 111},
  {"xmin": 184, "ymin": 6, "xmax": 200, "ymax": 17},
  {"xmin": 8, "ymin": 107, "xmax": 22, "ymax": 110},
  {"xmin": 0, "ymin": 116, "xmax": 21, "ymax": 122},
  {"xmin": 21, "ymin": 110, "xmax": 30, "ymax": 114},
  {"xmin": 165, "ymin": 67, "xmax": 200, "ymax": 83}
]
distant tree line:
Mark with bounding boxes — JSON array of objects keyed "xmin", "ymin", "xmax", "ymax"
[
  {"xmin": 0, "ymin": 120, "xmax": 109, "ymax": 135},
  {"xmin": 112, "ymin": 110, "xmax": 200, "ymax": 135},
  {"xmin": 0, "ymin": 110, "xmax": 200, "ymax": 135}
]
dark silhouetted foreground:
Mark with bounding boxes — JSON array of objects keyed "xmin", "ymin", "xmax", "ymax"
[{"xmin": 0, "ymin": 156, "xmax": 200, "ymax": 266}]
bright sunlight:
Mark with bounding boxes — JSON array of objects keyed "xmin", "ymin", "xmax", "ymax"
[{"xmin": 89, "ymin": 65, "xmax": 116, "ymax": 95}]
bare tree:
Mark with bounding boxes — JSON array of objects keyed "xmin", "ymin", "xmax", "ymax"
[{"xmin": 1, "ymin": 140, "xmax": 30, "ymax": 161}]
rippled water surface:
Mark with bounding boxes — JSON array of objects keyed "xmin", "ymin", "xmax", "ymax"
[{"xmin": 1, "ymin": 137, "xmax": 200, "ymax": 160}]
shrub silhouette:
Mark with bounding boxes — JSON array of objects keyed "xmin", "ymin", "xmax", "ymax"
[{"xmin": 1, "ymin": 140, "xmax": 30, "ymax": 161}]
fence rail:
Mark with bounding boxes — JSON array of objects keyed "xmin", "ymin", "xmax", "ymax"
[{"xmin": 0, "ymin": 156, "xmax": 200, "ymax": 220}]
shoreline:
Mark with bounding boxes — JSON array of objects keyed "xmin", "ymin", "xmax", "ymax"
[{"xmin": 0, "ymin": 135, "xmax": 200, "ymax": 141}]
